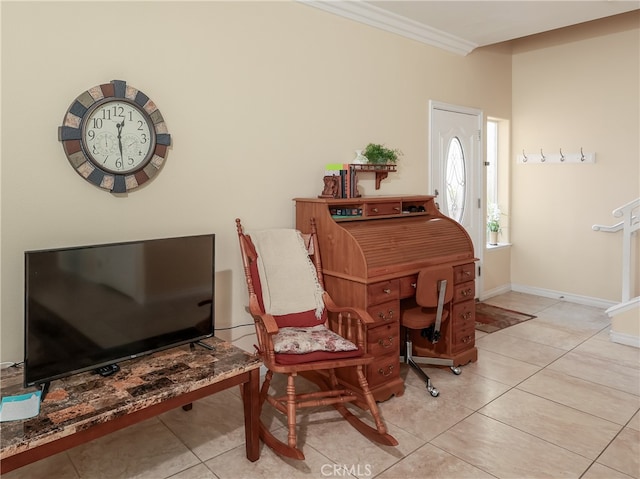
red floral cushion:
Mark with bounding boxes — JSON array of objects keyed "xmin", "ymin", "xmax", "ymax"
[
  {"xmin": 273, "ymin": 324, "xmax": 362, "ymax": 364},
  {"xmin": 275, "ymin": 348, "xmax": 363, "ymax": 365},
  {"xmin": 273, "ymin": 325, "xmax": 357, "ymax": 354}
]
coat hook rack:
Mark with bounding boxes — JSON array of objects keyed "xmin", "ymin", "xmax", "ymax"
[{"xmin": 517, "ymin": 147, "xmax": 595, "ymax": 164}]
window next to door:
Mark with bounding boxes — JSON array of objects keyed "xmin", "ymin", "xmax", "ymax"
[{"xmin": 486, "ymin": 118, "xmax": 510, "ymax": 247}]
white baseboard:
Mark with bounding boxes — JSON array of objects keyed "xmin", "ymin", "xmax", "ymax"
[
  {"xmin": 481, "ymin": 283, "xmax": 617, "ymax": 309},
  {"xmin": 609, "ymin": 330, "xmax": 640, "ymax": 348},
  {"xmin": 479, "ymin": 284, "xmax": 512, "ymax": 301}
]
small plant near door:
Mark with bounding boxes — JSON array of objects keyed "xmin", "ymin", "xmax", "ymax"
[{"xmin": 487, "ymin": 203, "xmax": 503, "ymax": 245}]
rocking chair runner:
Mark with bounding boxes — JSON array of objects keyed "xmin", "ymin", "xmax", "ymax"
[{"xmin": 235, "ymin": 218, "xmax": 397, "ymax": 460}]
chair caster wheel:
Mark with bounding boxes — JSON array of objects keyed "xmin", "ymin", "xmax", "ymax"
[
  {"xmin": 427, "ymin": 385, "xmax": 439, "ymax": 397},
  {"xmin": 451, "ymin": 366, "xmax": 462, "ymax": 375}
]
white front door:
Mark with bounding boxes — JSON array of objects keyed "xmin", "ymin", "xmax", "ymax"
[{"xmin": 429, "ymin": 101, "xmax": 483, "ymax": 295}]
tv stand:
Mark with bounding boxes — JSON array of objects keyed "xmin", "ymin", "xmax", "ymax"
[{"xmin": 1, "ymin": 337, "xmax": 262, "ymax": 474}]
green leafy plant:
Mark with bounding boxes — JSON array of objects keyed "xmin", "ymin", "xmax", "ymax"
[{"xmin": 362, "ymin": 143, "xmax": 402, "ymax": 164}]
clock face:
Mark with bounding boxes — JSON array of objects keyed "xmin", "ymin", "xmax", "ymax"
[
  {"xmin": 58, "ymin": 80, "xmax": 171, "ymax": 193},
  {"xmin": 82, "ymin": 99, "xmax": 155, "ymax": 174}
]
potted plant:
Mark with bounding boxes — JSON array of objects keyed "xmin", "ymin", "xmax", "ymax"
[
  {"xmin": 487, "ymin": 204, "xmax": 502, "ymax": 245},
  {"xmin": 362, "ymin": 143, "xmax": 402, "ymax": 165}
]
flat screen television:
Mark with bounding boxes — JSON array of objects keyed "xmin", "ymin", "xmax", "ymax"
[{"xmin": 24, "ymin": 234, "xmax": 215, "ymax": 388}]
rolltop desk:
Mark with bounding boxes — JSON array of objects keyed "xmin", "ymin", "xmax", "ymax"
[{"xmin": 294, "ymin": 195, "xmax": 478, "ymax": 402}]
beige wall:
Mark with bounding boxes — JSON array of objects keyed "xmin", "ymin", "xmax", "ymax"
[
  {"xmin": 511, "ymin": 12, "xmax": 639, "ymax": 304},
  {"xmin": 483, "ymin": 247, "xmax": 512, "ymax": 296},
  {"xmin": 0, "ymin": 1, "xmax": 512, "ymax": 361}
]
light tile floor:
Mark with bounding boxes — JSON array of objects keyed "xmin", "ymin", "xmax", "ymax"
[{"xmin": 4, "ymin": 292, "xmax": 639, "ymax": 479}]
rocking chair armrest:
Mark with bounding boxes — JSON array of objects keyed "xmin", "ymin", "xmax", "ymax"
[
  {"xmin": 248, "ymin": 295, "xmax": 280, "ymax": 334},
  {"xmin": 323, "ymin": 295, "xmax": 376, "ymax": 325},
  {"xmin": 327, "ymin": 305, "xmax": 376, "ymax": 325},
  {"xmin": 248, "ymin": 306, "xmax": 278, "ymax": 359},
  {"xmin": 258, "ymin": 313, "xmax": 280, "ymax": 335},
  {"xmin": 323, "ymin": 295, "xmax": 373, "ymax": 349}
]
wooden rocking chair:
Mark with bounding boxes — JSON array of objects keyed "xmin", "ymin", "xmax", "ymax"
[{"xmin": 235, "ymin": 218, "xmax": 397, "ymax": 460}]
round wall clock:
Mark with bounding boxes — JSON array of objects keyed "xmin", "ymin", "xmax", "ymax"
[{"xmin": 58, "ymin": 79, "xmax": 171, "ymax": 193}]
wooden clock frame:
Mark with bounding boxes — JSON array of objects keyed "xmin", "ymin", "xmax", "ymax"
[{"xmin": 58, "ymin": 80, "xmax": 171, "ymax": 193}]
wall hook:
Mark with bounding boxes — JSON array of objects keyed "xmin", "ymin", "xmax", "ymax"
[
  {"xmin": 540, "ymin": 149, "xmax": 546, "ymax": 162},
  {"xmin": 580, "ymin": 147, "xmax": 586, "ymax": 162},
  {"xmin": 522, "ymin": 149, "xmax": 528, "ymax": 162},
  {"xmin": 560, "ymin": 148, "xmax": 566, "ymax": 162}
]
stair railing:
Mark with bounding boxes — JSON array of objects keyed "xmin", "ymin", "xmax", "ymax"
[{"xmin": 593, "ymin": 198, "xmax": 639, "ymax": 303}]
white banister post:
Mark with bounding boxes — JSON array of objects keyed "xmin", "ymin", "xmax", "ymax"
[
  {"xmin": 612, "ymin": 199, "xmax": 639, "ymax": 303},
  {"xmin": 594, "ymin": 198, "xmax": 639, "ymax": 304},
  {"xmin": 621, "ymin": 210, "xmax": 632, "ymax": 303}
]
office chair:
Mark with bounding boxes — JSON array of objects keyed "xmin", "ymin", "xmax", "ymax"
[{"xmin": 401, "ymin": 264, "xmax": 461, "ymax": 397}]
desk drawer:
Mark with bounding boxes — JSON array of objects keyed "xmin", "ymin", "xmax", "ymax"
[
  {"xmin": 365, "ymin": 202, "xmax": 402, "ymax": 216},
  {"xmin": 452, "ymin": 301, "xmax": 475, "ymax": 352},
  {"xmin": 368, "ymin": 321, "xmax": 399, "ymax": 357},
  {"xmin": 367, "ymin": 280, "xmax": 399, "ymax": 305},
  {"xmin": 453, "ymin": 281, "xmax": 474, "ymax": 303},
  {"xmin": 452, "ymin": 326, "xmax": 475, "ymax": 352},
  {"xmin": 367, "ymin": 299, "xmax": 399, "ymax": 323},
  {"xmin": 452, "ymin": 301, "xmax": 475, "ymax": 325},
  {"xmin": 399, "ymin": 275, "xmax": 418, "ymax": 298},
  {"xmin": 366, "ymin": 354, "xmax": 399, "ymax": 388},
  {"xmin": 454, "ymin": 263, "xmax": 475, "ymax": 284}
]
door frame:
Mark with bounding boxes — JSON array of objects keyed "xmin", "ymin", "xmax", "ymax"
[{"xmin": 428, "ymin": 100, "xmax": 484, "ymax": 297}]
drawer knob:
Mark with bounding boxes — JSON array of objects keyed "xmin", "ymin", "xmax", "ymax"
[
  {"xmin": 462, "ymin": 335, "xmax": 473, "ymax": 343},
  {"xmin": 378, "ymin": 336, "xmax": 394, "ymax": 348},
  {"xmin": 372, "ymin": 208, "xmax": 379, "ymax": 213},
  {"xmin": 378, "ymin": 365, "xmax": 394, "ymax": 376},
  {"xmin": 377, "ymin": 310, "xmax": 394, "ymax": 321},
  {"xmin": 461, "ymin": 312, "xmax": 472, "ymax": 320},
  {"xmin": 411, "ymin": 283, "xmax": 417, "ymax": 288},
  {"xmin": 461, "ymin": 288, "xmax": 472, "ymax": 297},
  {"xmin": 383, "ymin": 288, "xmax": 391, "ymax": 294}
]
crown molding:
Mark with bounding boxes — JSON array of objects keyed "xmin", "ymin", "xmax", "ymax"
[{"xmin": 298, "ymin": 0, "xmax": 478, "ymax": 56}]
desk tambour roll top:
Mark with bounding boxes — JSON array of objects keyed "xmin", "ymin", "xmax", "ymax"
[
  {"xmin": 341, "ymin": 216, "xmax": 473, "ymax": 278},
  {"xmin": 295, "ymin": 196, "xmax": 477, "ymax": 402},
  {"xmin": 295, "ymin": 196, "xmax": 474, "ymax": 280}
]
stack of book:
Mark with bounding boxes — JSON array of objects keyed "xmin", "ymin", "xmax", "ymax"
[{"xmin": 324, "ymin": 163, "xmax": 361, "ymax": 199}]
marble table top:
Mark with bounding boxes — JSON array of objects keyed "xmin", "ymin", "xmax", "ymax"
[{"xmin": 0, "ymin": 337, "xmax": 261, "ymax": 460}]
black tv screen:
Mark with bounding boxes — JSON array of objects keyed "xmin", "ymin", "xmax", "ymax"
[{"xmin": 24, "ymin": 234, "xmax": 215, "ymax": 387}]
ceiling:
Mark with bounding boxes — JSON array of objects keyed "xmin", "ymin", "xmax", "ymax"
[{"xmin": 300, "ymin": 1, "xmax": 640, "ymax": 55}]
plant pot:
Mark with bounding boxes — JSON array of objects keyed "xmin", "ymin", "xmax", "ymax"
[
  {"xmin": 489, "ymin": 231, "xmax": 499, "ymax": 245},
  {"xmin": 353, "ymin": 150, "xmax": 367, "ymax": 164}
]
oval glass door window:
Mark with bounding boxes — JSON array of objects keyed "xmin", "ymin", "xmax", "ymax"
[{"xmin": 445, "ymin": 137, "xmax": 466, "ymax": 223}]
